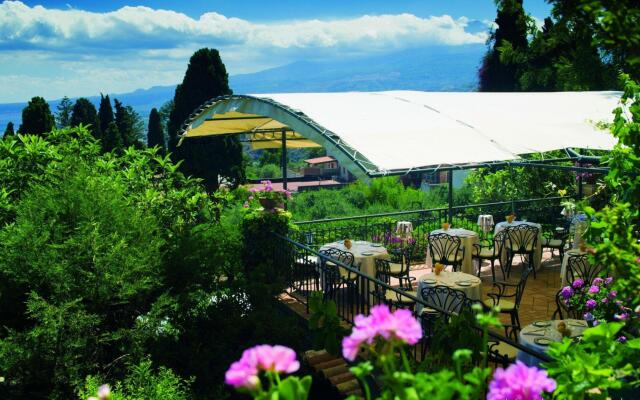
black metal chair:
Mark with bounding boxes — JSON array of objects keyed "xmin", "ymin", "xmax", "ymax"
[
  {"xmin": 373, "ymin": 258, "xmax": 416, "ymax": 310},
  {"xmin": 552, "ymin": 288, "xmax": 584, "ymax": 320},
  {"xmin": 318, "ymin": 247, "xmax": 357, "ymax": 300},
  {"xmin": 503, "ymin": 225, "xmax": 539, "ymax": 278},
  {"xmin": 428, "ymin": 233, "xmax": 464, "ymax": 272},
  {"xmin": 387, "ymin": 242, "xmax": 416, "ymax": 288},
  {"xmin": 483, "ymin": 266, "xmax": 532, "ymax": 335},
  {"xmin": 541, "ymin": 229, "xmax": 569, "ymax": 261},
  {"xmin": 566, "ymin": 254, "xmax": 605, "ymax": 286},
  {"xmin": 472, "ymin": 230, "xmax": 507, "ymax": 282}
]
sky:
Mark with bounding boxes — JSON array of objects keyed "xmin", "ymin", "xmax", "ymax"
[{"xmin": 0, "ymin": 0, "xmax": 553, "ymax": 103}]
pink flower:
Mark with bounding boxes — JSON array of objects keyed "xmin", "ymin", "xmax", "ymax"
[
  {"xmin": 586, "ymin": 299, "xmax": 597, "ymax": 309},
  {"xmin": 588, "ymin": 285, "xmax": 600, "ymax": 294},
  {"xmin": 601, "ymin": 297, "xmax": 608, "ymax": 303},
  {"xmin": 608, "ymin": 290, "xmax": 617, "ymax": 299},
  {"xmin": 225, "ymin": 345, "xmax": 299, "ymax": 389},
  {"xmin": 605, "ymin": 277, "xmax": 614, "ymax": 285},
  {"xmin": 592, "ymin": 277, "xmax": 604, "ymax": 285},
  {"xmin": 488, "ymin": 361, "xmax": 556, "ymax": 400},
  {"xmin": 341, "ymin": 305, "xmax": 422, "ymax": 361},
  {"xmin": 97, "ymin": 384, "xmax": 111, "ymax": 400}
]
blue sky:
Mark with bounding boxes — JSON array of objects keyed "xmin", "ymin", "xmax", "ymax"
[{"xmin": 0, "ymin": 1, "xmax": 552, "ymax": 102}]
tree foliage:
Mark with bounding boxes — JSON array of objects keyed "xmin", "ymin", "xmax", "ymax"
[
  {"xmin": 55, "ymin": 96, "xmax": 73, "ymax": 128},
  {"xmin": 147, "ymin": 107, "xmax": 165, "ymax": 151},
  {"xmin": 17, "ymin": 96, "xmax": 55, "ymax": 136},
  {"xmin": 479, "ymin": 0, "xmax": 529, "ymax": 91},
  {"xmin": 167, "ymin": 48, "xmax": 245, "ymax": 191},
  {"xmin": 115, "ymin": 99, "xmax": 144, "ymax": 148},
  {"xmin": 98, "ymin": 94, "xmax": 115, "ymax": 137},
  {"xmin": 71, "ymin": 97, "xmax": 100, "ymax": 138},
  {"xmin": 3, "ymin": 121, "xmax": 14, "ymax": 138}
]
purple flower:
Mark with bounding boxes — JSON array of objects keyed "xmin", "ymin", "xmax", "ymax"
[
  {"xmin": 341, "ymin": 305, "xmax": 422, "ymax": 361},
  {"xmin": 488, "ymin": 361, "xmax": 556, "ymax": 400},
  {"xmin": 583, "ymin": 312, "xmax": 594, "ymax": 321},
  {"xmin": 608, "ymin": 291, "xmax": 618, "ymax": 299},
  {"xmin": 618, "ymin": 336, "xmax": 627, "ymax": 343},
  {"xmin": 601, "ymin": 297, "xmax": 608, "ymax": 303},
  {"xmin": 605, "ymin": 277, "xmax": 614, "ymax": 285},
  {"xmin": 592, "ymin": 277, "xmax": 604, "ymax": 285},
  {"xmin": 560, "ymin": 286, "xmax": 573, "ymax": 300},
  {"xmin": 572, "ymin": 279, "xmax": 585, "ymax": 289},
  {"xmin": 586, "ymin": 299, "xmax": 597, "ymax": 309},
  {"xmin": 593, "ymin": 320, "xmax": 600, "ymax": 326},
  {"xmin": 588, "ymin": 285, "xmax": 600, "ymax": 294},
  {"xmin": 249, "ymin": 188, "xmax": 259, "ymax": 193},
  {"xmin": 614, "ymin": 313, "xmax": 629, "ymax": 321},
  {"xmin": 225, "ymin": 345, "xmax": 299, "ymax": 389}
]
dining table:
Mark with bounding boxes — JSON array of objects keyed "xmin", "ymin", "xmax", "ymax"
[
  {"xmin": 415, "ymin": 270, "xmax": 482, "ymax": 315},
  {"xmin": 517, "ymin": 319, "xmax": 588, "ymax": 366},
  {"xmin": 429, "ymin": 228, "xmax": 479, "ymax": 274}
]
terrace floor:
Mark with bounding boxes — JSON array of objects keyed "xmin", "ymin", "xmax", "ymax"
[{"xmin": 408, "ymin": 248, "xmax": 565, "ymax": 328}]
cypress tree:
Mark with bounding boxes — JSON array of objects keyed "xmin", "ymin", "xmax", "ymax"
[
  {"xmin": 479, "ymin": 0, "xmax": 529, "ymax": 91},
  {"xmin": 3, "ymin": 122, "xmax": 15, "ymax": 137},
  {"xmin": 98, "ymin": 94, "xmax": 115, "ymax": 137},
  {"xmin": 114, "ymin": 99, "xmax": 143, "ymax": 147},
  {"xmin": 147, "ymin": 108, "xmax": 165, "ymax": 151},
  {"xmin": 102, "ymin": 121, "xmax": 123, "ymax": 153},
  {"xmin": 70, "ymin": 98, "xmax": 100, "ymax": 139},
  {"xmin": 167, "ymin": 48, "xmax": 245, "ymax": 190},
  {"xmin": 18, "ymin": 96, "xmax": 55, "ymax": 136},
  {"xmin": 55, "ymin": 96, "xmax": 73, "ymax": 128}
]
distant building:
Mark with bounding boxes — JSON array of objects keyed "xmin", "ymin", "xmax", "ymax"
[{"xmin": 302, "ymin": 156, "xmax": 353, "ymax": 182}]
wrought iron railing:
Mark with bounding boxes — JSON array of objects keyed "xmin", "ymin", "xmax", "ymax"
[
  {"xmin": 293, "ymin": 197, "xmax": 568, "ymax": 260},
  {"xmin": 272, "ymin": 232, "xmax": 552, "ymax": 367}
]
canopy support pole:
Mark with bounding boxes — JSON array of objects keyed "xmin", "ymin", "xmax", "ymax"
[
  {"xmin": 448, "ymin": 171, "xmax": 453, "ymax": 224},
  {"xmin": 577, "ymin": 161, "xmax": 583, "ymax": 199},
  {"xmin": 281, "ymin": 128, "xmax": 288, "ymax": 209}
]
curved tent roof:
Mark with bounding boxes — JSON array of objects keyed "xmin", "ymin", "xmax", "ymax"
[{"xmin": 179, "ymin": 91, "xmax": 621, "ymax": 180}]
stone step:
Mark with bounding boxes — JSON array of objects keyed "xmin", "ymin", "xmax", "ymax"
[
  {"xmin": 315, "ymin": 358, "xmax": 346, "ymax": 371},
  {"xmin": 322, "ymin": 364, "xmax": 349, "ymax": 379},
  {"xmin": 328, "ymin": 371, "xmax": 355, "ymax": 386}
]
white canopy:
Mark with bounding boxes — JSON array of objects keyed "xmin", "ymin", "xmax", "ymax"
[{"xmin": 180, "ymin": 91, "xmax": 620, "ymax": 180}]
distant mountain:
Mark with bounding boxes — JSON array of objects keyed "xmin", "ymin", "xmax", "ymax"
[{"xmin": 0, "ymin": 44, "xmax": 484, "ymax": 133}]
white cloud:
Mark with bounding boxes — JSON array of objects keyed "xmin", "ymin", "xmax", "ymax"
[{"xmin": 0, "ymin": 1, "xmax": 488, "ymax": 102}]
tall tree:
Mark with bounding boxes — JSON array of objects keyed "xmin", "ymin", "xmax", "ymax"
[
  {"xmin": 55, "ymin": 96, "xmax": 73, "ymax": 128},
  {"xmin": 114, "ymin": 99, "xmax": 144, "ymax": 148},
  {"xmin": 98, "ymin": 94, "xmax": 115, "ymax": 137},
  {"xmin": 478, "ymin": 0, "xmax": 529, "ymax": 91},
  {"xmin": 70, "ymin": 98, "xmax": 100, "ymax": 139},
  {"xmin": 102, "ymin": 121, "xmax": 123, "ymax": 153},
  {"xmin": 167, "ymin": 48, "xmax": 245, "ymax": 190},
  {"xmin": 3, "ymin": 122, "xmax": 15, "ymax": 137},
  {"xmin": 147, "ymin": 108, "xmax": 165, "ymax": 151},
  {"xmin": 18, "ymin": 96, "xmax": 55, "ymax": 136}
]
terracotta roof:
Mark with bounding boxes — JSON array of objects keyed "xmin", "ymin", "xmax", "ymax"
[{"xmin": 304, "ymin": 156, "xmax": 336, "ymax": 165}]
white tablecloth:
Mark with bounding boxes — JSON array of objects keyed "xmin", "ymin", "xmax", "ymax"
[
  {"xmin": 318, "ymin": 241, "xmax": 389, "ymax": 278},
  {"xmin": 494, "ymin": 221, "xmax": 543, "ymax": 270},
  {"xmin": 517, "ymin": 319, "xmax": 587, "ymax": 366},
  {"xmin": 477, "ymin": 214, "xmax": 495, "ymax": 233},
  {"xmin": 430, "ymin": 228, "xmax": 479, "ymax": 274},
  {"xmin": 560, "ymin": 249, "xmax": 588, "ymax": 287},
  {"xmin": 415, "ymin": 271, "xmax": 482, "ymax": 315}
]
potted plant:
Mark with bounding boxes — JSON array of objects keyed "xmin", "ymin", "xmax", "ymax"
[{"xmin": 248, "ymin": 180, "xmax": 291, "ymax": 210}]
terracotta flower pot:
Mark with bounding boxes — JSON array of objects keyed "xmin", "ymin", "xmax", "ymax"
[
  {"xmin": 506, "ymin": 215, "xmax": 515, "ymax": 224},
  {"xmin": 441, "ymin": 223, "xmax": 450, "ymax": 231},
  {"xmin": 259, "ymin": 197, "xmax": 278, "ymax": 210},
  {"xmin": 344, "ymin": 239, "xmax": 352, "ymax": 249}
]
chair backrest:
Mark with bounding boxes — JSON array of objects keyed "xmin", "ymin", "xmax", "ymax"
[
  {"xmin": 491, "ymin": 229, "xmax": 508, "ymax": 256},
  {"xmin": 552, "ymin": 288, "xmax": 583, "ymax": 320},
  {"xmin": 514, "ymin": 266, "xmax": 532, "ymax": 307},
  {"xmin": 428, "ymin": 233, "xmax": 462, "ymax": 265},
  {"xmin": 567, "ymin": 254, "xmax": 604, "ymax": 286},
  {"xmin": 419, "ymin": 284, "xmax": 470, "ymax": 315},
  {"xmin": 389, "ymin": 241, "xmax": 416, "ymax": 273},
  {"xmin": 318, "ymin": 247, "xmax": 356, "ymax": 280},
  {"xmin": 504, "ymin": 225, "xmax": 539, "ymax": 254}
]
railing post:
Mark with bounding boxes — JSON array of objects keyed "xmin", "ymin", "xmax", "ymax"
[{"xmin": 448, "ymin": 170, "xmax": 453, "ymax": 224}]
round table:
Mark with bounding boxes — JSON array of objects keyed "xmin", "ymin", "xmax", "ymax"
[
  {"xmin": 560, "ymin": 249, "xmax": 588, "ymax": 287},
  {"xmin": 517, "ymin": 319, "xmax": 588, "ymax": 366},
  {"xmin": 494, "ymin": 221, "xmax": 543, "ymax": 271},
  {"xmin": 415, "ymin": 271, "xmax": 482, "ymax": 315},
  {"xmin": 430, "ymin": 228, "xmax": 479, "ymax": 274},
  {"xmin": 318, "ymin": 240, "xmax": 389, "ymax": 278}
]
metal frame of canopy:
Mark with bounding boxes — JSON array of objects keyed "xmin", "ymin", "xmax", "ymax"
[{"xmin": 179, "ymin": 94, "xmax": 612, "ymax": 220}]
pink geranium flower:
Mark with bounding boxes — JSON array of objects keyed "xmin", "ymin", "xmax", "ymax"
[
  {"xmin": 225, "ymin": 345, "xmax": 299, "ymax": 389},
  {"xmin": 488, "ymin": 361, "xmax": 556, "ymax": 400},
  {"xmin": 588, "ymin": 285, "xmax": 600, "ymax": 294},
  {"xmin": 341, "ymin": 304, "xmax": 422, "ymax": 361}
]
